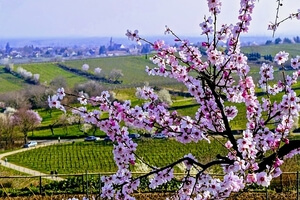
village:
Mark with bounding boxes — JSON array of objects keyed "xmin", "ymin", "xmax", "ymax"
[{"xmin": 0, "ymin": 37, "xmax": 152, "ymax": 64}]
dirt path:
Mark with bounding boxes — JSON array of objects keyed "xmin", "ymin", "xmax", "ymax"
[{"xmin": 0, "ymin": 139, "xmax": 76, "ymax": 181}]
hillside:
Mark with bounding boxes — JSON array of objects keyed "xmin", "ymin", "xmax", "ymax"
[
  {"xmin": 242, "ymin": 43, "xmax": 300, "ymax": 57},
  {"xmin": 0, "ymin": 55, "xmax": 182, "ymax": 94}
]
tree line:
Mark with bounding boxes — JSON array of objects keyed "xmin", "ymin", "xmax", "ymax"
[{"xmin": 265, "ymin": 36, "xmax": 300, "ymax": 45}]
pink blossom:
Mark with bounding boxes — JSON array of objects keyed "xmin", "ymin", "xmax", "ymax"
[
  {"xmin": 153, "ymin": 40, "xmax": 165, "ymax": 50},
  {"xmin": 274, "ymin": 51, "xmax": 289, "ymax": 65},
  {"xmin": 246, "ymin": 173, "xmax": 257, "ymax": 183},
  {"xmin": 223, "ymin": 172, "xmax": 245, "ymax": 192},
  {"xmin": 267, "ymin": 22, "xmax": 277, "ymax": 31},
  {"xmin": 291, "ymin": 9, "xmax": 300, "ymax": 20},
  {"xmin": 94, "ymin": 67, "xmax": 102, "ymax": 75},
  {"xmin": 101, "ymin": 184, "xmax": 115, "ymax": 199},
  {"xmin": 224, "ymin": 106, "xmax": 238, "ymax": 120},
  {"xmin": 149, "ymin": 168, "xmax": 174, "ymax": 189},
  {"xmin": 125, "ymin": 29, "xmax": 140, "ymax": 42},
  {"xmin": 272, "ymin": 167, "xmax": 282, "ymax": 178},
  {"xmin": 273, "ymin": 158, "xmax": 283, "ymax": 168},
  {"xmin": 77, "ymin": 92, "xmax": 88, "ymax": 105},
  {"xmin": 48, "ymin": 95, "xmax": 61, "ymax": 109},
  {"xmin": 259, "ymin": 63, "xmax": 274, "ymax": 88},
  {"xmin": 256, "ymin": 172, "xmax": 272, "ymax": 187},
  {"xmin": 225, "ymin": 140, "xmax": 233, "ymax": 149},
  {"xmin": 207, "ymin": 0, "xmax": 222, "ymax": 14},
  {"xmin": 291, "ymin": 56, "xmax": 300, "ymax": 69},
  {"xmin": 200, "ymin": 16, "xmax": 213, "ymax": 35},
  {"xmin": 183, "ymin": 153, "xmax": 197, "ymax": 170},
  {"xmin": 82, "ymin": 64, "xmax": 89, "ymax": 71},
  {"xmin": 284, "ymin": 148, "xmax": 300, "ymax": 159},
  {"xmin": 56, "ymin": 88, "xmax": 65, "ymax": 100}
]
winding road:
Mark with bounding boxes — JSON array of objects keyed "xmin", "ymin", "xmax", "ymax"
[{"xmin": 0, "ymin": 139, "xmax": 76, "ymax": 181}]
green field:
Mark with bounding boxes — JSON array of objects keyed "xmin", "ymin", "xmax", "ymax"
[
  {"xmin": 5, "ymin": 139, "xmax": 226, "ymax": 174},
  {"xmin": 5, "ymin": 138, "xmax": 300, "ymax": 175},
  {"xmin": 0, "ymin": 56, "xmax": 183, "ymax": 94},
  {"xmin": 0, "ymin": 67, "xmax": 30, "ymax": 93},
  {"xmin": 15, "ymin": 63, "xmax": 88, "ymax": 88},
  {"xmin": 242, "ymin": 43, "xmax": 300, "ymax": 57},
  {"xmin": 64, "ymin": 56, "xmax": 180, "ymax": 87}
]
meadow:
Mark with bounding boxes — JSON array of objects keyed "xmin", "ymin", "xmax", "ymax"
[
  {"xmin": 0, "ymin": 67, "xmax": 30, "ymax": 93},
  {"xmin": 14, "ymin": 63, "xmax": 88, "ymax": 88},
  {"xmin": 64, "ymin": 56, "xmax": 179, "ymax": 87},
  {"xmin": 242, "ymin": 43, "xmax": 300, "ymax": 57},
  {"xmin": 3, "ymin": 56, "xmax": 181, "ymax": 91}
]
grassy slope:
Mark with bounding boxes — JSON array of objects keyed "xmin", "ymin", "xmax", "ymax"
[
  {"xmin": 65, "ymin": 56, "xmax": 179, "ymax": 87},
  {"xmin": 0, "ymin": 165, "xmax": 42, "ymax": 190},
  {"xmin": 0, "ymin": 165, "xmax": 28, "ymax": 176},
  {"xmin": 242, "ymin": 43, "xmax": 300, "ymax": 57},
  {"xmin": 15, "ymin": 63, "xmax": 88, "ymax": 88},
  {"xmin": 0, "ymin": 67, "xmax": 30, "ymax": 93},
  {"xmin": 0, "ymin": 56, "xmax": 182, "ymax": 94}
]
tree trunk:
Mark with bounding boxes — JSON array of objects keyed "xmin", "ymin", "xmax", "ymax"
[
  {"xmin": 50, "ymin": 125, "xmax": 54, "ymax": 136},
  {"xmin": 24, "ymin": 132, "xmax": 28, "ymax": 144}
]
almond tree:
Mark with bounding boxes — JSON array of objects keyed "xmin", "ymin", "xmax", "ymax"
[
  {"xmin": 0, "ymin": 107, "xmax": 17, "ymax": 148},
  {"xmin": 82, "ymin": 63, "xmax": 89, "ymax": 71},
  {"xmin": 49, "ymin": 0, "xmax": 300, "ymax": 199},
  {"xmin": 13, "ymin": 108, "xmax": 42, "ymax": 144},
  {"xmin": 109, "ymin": 69, "xmax": 124, "ymax": 83}
]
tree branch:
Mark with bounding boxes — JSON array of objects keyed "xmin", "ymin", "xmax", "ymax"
[
  {"xmin": 205, "ymin": 79, "xmax": 241, "ymax": 158},
  {"xmin": 126, "ymin": 156, "xmax": 233, "ymax": 187},
  {"xmin": 257, "ymin": 140, "xmax": 300, "ymax": 172}
]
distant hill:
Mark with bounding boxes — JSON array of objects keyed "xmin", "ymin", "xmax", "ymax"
[{"xmin": 242, "ymin": 43, "xmax": 300, "ymax": 57}]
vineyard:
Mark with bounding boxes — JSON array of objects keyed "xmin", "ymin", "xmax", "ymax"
[
  {"xmin": 4, "ymin": 139, "xmax": 227, "ymax": 174},
  {"xmin": 1, "ymin": 141, "xmax": 300, "ymax": 199},
  {"xmin": 5, "ymin": 138, "xmax": 300, "ymax": 175}
]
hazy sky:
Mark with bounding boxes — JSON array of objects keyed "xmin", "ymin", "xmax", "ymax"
[{"xmin": 0, "ymin": 0, "xmax": 299, "ymax": 39}]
